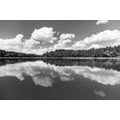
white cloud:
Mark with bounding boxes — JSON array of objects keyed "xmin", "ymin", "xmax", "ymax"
[
  {"xmin": 0, "ymin": 34, "xmax": 25, "ymax": 52},
  {"xmin": 60, "ymin": 33, "xmax": 75, "ymax": 40},
  {"xmin": 96, "ymin": 20, "xmax": 109, "ymax": 25},
  {"xmin": 89, "ymin": 44, "xmax": 103, "ymax": 49},
  {"xmin": 0, "ymin": 27, "xmax": 76, "ymax": 55},
  {"xmin": 53, "ymin": 33, "xmax": 75, "ymax": 50},
  {"xmin": 52, "ymin": 33, "xmax": 75, "ymax": 50},
  {"xmin": 0, "ymin": 26, "xmax": 120, "ymax": 55},
  {"xmin": 53, "ymin": 39, "xmax": 71, "ymax": 50},
  {"xmin": 72, "ymin": 30, "xmax": 120, "ymax": 50},
  {"xmin": 31, "ymin": 27, "xmax": 57, "ymax": 43}
]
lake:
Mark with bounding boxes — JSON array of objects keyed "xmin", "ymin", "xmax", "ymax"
[{"xmin": 0, "ymin": 58, "xmax": 120, "ymax": 100}]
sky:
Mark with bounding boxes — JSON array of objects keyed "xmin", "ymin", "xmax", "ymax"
[{"xmin": 0, "ymin": 20, "xmax": 120, "ymax": 55}]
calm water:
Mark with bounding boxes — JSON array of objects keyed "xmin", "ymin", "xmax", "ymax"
[{"xmin": 0, "ymin": 58, "xmax": 120, "ymax": 100}]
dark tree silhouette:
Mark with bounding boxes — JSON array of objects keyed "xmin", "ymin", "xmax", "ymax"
[{"xmin": 42, "ymin": 45, "xmax": 120, "ymax": 58}]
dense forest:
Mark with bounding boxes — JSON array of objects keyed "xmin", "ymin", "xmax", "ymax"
[
  {"xmin": 1, "ymin": 45, "xmax": 120, "ymax": 58},
  {"xmin": 42, "ymin": 45, "xmax": 120, "ymax": 57},
  {"xmin": 0, "ymin": 49, "xmax": 39, "ymax": 57}
]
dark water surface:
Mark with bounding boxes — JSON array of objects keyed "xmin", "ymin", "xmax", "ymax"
[{"xmin": 0, "ymin": 58, "xmax": 120, "ymax": 100}]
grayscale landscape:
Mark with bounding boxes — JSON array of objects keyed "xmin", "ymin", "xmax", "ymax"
[{"xmin": 0, "ymin": 20, "xmax": 120, "ymax": 99}]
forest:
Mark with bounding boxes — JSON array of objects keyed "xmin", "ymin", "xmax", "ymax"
[
  {"xmin": 0, "ymin": 49, "xmax": 39, "ymax": 57},
  {"xmin": 42, "ymin": 45, "xmax": 120, "ymax": 57},
  {"xmin": 1, "ymin": 45, "xmax": 120, "ymax": 58}
]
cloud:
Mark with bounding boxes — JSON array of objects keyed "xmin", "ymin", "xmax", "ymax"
[
  {"xmin": 0, "ymin": 27, "xmax": 76, "ymax": 55},
  {"xmin": 96, "ymin": 20, "xmax": 109, "ymax": 25},
  {"xmin": 0, "ymin": 26, "xmax": 120, "ymax": 55},
  {"xmin": 72, "ymin": 30, "xmax": 120, "ymax": 50},
  {"xmin": 89, "ymin": 44, "xmax": 103, "ymax": 49},
  {"xmin": 31, "ymin": 27, "xmax": 57, "ymax": 43},
  {"xmin": 53, "ymin": 39, "xmax": 71, "ymax": 50},
  {"xmin": 0, "ymin": 34, "xmax": 25, "ymax": 52},
  {"xmin": 53, "ymin": 33, "xmax": 75, "ymax": 50},
  {"xmin": 60, "ymin": 33, "xmax": 75, "ymax": 40},
  {"xmin": 15, "ymin": 34, "xmax": 24, "ymax": 41}
]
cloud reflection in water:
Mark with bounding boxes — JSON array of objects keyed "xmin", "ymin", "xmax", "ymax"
[{"xmin": 0, "ymin": 59, "xmax": 119, "ymax": 87}]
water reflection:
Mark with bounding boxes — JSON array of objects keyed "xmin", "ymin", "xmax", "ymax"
[
  {"xmin": 0, "ymin": 59, "xmax": 120, "ymax": 87},
  {"xmin": 94, "ymin": 90, "xmax": 106, "ymax": 97}
]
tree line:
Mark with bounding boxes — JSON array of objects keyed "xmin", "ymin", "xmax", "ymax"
[
  {"xmin": 42, "ymin": 45, "xmax": 120, "ymax": 57},
  {"xmin": 0, "ymin": 49, "xmax": 39, "ymax": 57},
  {"xmin": 0, "ymin": 45, "xmax": 120, "ymax": 58}
]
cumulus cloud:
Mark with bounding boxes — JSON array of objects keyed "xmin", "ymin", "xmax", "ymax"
[
  {"xmin": 0, "ymin": 34, "xmax": 25, "ymax": 52},
  {"xmin": 53, "ymin": 34, "xmax": 75, "ymax": 49},
  {"xmin": 72, "ymin": 30, "xmax": 120, "ymax": 50},
  {"xmin": 89, "ymin": 44, "xmax": 103, "ymax": 49},
  {"xmin": 0, "ymin": 27, "xmax": 76, "ymax": 55},
  {"xmin": 31, "ymin": 27, "xmax": 57, "ymax": 43},
  {"xmin": 0, "ymin": 27, "xmax": 58, "ymax": 55},
  {"xmin": 49, "ymin": 33, "xmax": 75, "ymax": 50},
  {"xmin": 0, "ymin": 26, "xmax": 120, "ymax": 55},
  {"xmin": 53, "ymin": 39, "xmax": 71, "ymax": 50},
  {"xmin": 60, "ymin": 33, "xmax": 75, "ymax": 40},
  {"xmin": 96, "ymin": 20, "xmax": 109, "ymax": 25}
]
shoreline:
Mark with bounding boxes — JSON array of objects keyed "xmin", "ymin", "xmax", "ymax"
[{"xmin": 0, "ymin": 57, "xmax": 120, "ymax": 59}]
